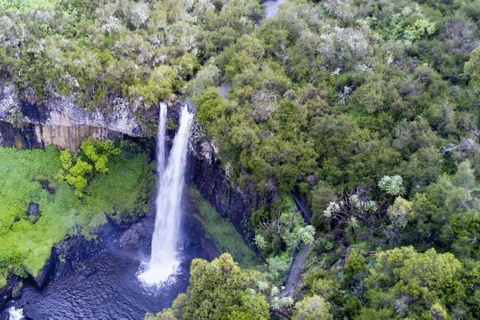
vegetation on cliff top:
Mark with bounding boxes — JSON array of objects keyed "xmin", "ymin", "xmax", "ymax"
[{"xmin": 0, "ymin": 0, "xmax": 262, "ymax": 110}]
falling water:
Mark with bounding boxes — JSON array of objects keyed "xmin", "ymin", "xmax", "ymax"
[
  {"xmin": 8, "ymin": 307, "xmax": 24, "ymax": 320},
  {"xmin": 157, "ymin": 102, "xmax": 168, "ymax": 175},
  {"xmin": 139, "ymin": 104, "xmax": 193, "ymax": 286}
]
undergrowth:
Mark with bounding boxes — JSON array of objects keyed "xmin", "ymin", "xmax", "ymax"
[{"xmin": 190, "ymin": 188, "xmax": 257, "ymax": 268}]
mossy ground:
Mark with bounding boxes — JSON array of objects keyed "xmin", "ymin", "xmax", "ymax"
[
  {"xmin": 190, "ymin": 188, "xmax": 257, "ymax": 268},
  {"xmin": 0, "ymin": 145, "xmax": 152, "ymax": 287}
]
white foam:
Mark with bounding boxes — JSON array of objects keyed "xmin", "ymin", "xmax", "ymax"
[
  {"xmin": 8, "ymin": 307, "xmax": 24, "ymax": 320},
  {"xmin": 138, "ymin": 104, "xmax": 193, "ymax": 287}
]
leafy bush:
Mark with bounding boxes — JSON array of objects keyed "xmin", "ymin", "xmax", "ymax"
[
  {"xmin": 59, "ymin": 138, "xmax": 121, "ymax": 197},
  {"xmin": 147, "ymin": 254, "xmax": 270, "ymax": 320}
]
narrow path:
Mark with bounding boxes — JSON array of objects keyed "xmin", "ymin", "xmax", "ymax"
[{"xmin": 279, "ymin": 244, "xmax": 309, "ymax": 297}]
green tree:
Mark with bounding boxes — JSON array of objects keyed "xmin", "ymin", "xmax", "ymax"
[
  {"xmin": 64, "ymin": 158, "xmax": 93, "ymax": 197},
  {"xmin": 292, "ymin": 295, "xmax": 333, "ymax": 320},
  {"xmin": 387, "ymin": 197, "xmax": 414, "ymax": 229},
  {"xmin": 365, "ymin": 247, "xmax": 463, "ymax": 317},
  {"xmin": 465, "ymin": 46, "xmax": 480, "ymax": 88},
  {"xmin": 60, "ymin": 138, "xmax": 120, "ymax": 197},
  {"xmin": 453, "ymin": 160, "xmax": 475, "ymax": 190},
  {"xmin": 149, "ymin": 254, "xmax": 270, "ymax": 320}
]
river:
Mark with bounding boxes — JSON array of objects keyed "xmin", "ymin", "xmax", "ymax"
[{"xmin": 0, "ymin": 210, "xmax": 216, "ymax": 320}]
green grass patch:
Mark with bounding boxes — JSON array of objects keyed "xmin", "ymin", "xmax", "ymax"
[
  {"xmin": 0, "ymin": 0, "xmax": 56, "ymax": 13},
  {"xmin": 0, "ymin": 145, "xmax": 152, "ymax": 286},
  {"xmin": 190, "ymin": 188, "xmax": 257, "ymax": 268}
]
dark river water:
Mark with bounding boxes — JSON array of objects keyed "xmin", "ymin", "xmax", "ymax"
[
  {"xmin": 0, "ymin": 214, "xmax": 216, "ymax": 320},
  {"xmin": 3, "ymin": 252, "xmax": 187, "ymax": 320}
]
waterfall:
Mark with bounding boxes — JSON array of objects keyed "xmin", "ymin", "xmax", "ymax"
[
  {"xmin": 8, "ymin": 307, "xmax": 24, "ymax": 320},
  {"xmin": 139, "ymin": 104, "xmax": 193, "ymax": 285},
  {"xmin": 157, "ymin": 102, "xmax": 167, "ymax": 175}
]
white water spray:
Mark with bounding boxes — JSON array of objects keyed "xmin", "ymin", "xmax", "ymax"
[
  {"xmin": 157, "ymin": 101, "xmax": 168, "ymax": 176},
  {"xmin": 8, "ymin": 307, "xmax": 24, "ymax": 320},
  {"xmin": 139, "ymin": 104, "xmax": 193, "ymax": 285}
]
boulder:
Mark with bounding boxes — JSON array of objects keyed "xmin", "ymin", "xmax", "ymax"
[{"xmin": 119, "ymin": 210, "xmax": 155, "ymax": 251}]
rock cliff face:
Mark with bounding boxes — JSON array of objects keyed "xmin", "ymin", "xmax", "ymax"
[
  {"xmin": 0, "ymin": 83, "xmax": 257, "ymax": 227},
  {"xmin": 187, "ymin": 127, "xmax": 259, "ymax": 238},
  {"xmin": 0, "ymin": 85, "xmax": 259, "ymax": 229},
  {"xmin": 0, "ymin": 84, "xmax": 142, "ymax": 150}
]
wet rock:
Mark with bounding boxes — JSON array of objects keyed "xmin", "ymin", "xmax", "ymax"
[
  {"xmin": 55, "ymin": 236, "xmax": 103, "ymax": 278},
  {"xmin": 0, "ymin": 121, "xmax": 44, "ymax": 149},
  {"xmin": 119, "ymin": 207, "xmax": 155, "ymax": 251},
  {"xmin": 188, "ymin": 131, "xmax": 260, "ymax": 238},
  {"xmin": 183, "ymin": 192, "xmax": 220, "ymax": 261},
  {"xmin": 0, "ymin": 83, "xmax": 144, "ymax": 150},
  {"xmin": 26, "ymin": 203, "xmax": 40, "ymax": 218},
  {"xmin": 11, "ymin": 281, "xmax": 23, "ymax": 300},
  {"xmin": 32, "ymin": 249, "xmax": 57, "ymax": 289},
  {"xmin": 0, "ymin": 84, "xmax": 19, "ymax": 119},
  {"xmin": 0, "ymin": 275, "xmax": 22, "ymax": 310}
]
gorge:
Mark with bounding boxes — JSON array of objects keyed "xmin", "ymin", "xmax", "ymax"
[{"xmin": 0, "ymin": 100, "xmax": 236, "ymax": 320}]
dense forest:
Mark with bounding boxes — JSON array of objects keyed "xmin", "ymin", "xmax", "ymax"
[{"xmin": 2, "ymin": 0, "xmax": 480, "ymax": 319}]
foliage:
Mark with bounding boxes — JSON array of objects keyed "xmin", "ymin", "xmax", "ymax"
[
  {"xmin": 387, "ymin": 6, "xmax": 437, "ymax": 44},
  {"xmin": 292, "ymin": 295, "xmax": 333, "ymax": 320},
  {"xmin": 378, "ymin": 175, "xmax": 406, "ymax": 196},
  {"xmin": 0, "ymin": 144, "xmax": 151, "ymax": 286},
  {"xmin": 147, "ymin": 254, "xmax": 270, "ymax": 320},
  {"xmin": 59, "ymin": 138, "xmax": 120, "ymax": 197},
  {"xmin": 465, "ymin": 45, "xmax": 480, "ymax": 88},
  {"xmin": 4, "ymin": 0, "xmax": 480, "ymax": 319},
  {"xmin": 365, "ymin": 247, "xmax": 462, "ymax": 318},
  {"xmin": 254, "ymin": 197, "xmax": 305, "ymax": 257},
  {"xmin": 387, "ymin": 197, "xmax": 414, "ymax": 229},
  {"xmin": 190, "ymin": 188, "xmax": 257, "ymax": 267},
  {"xmin": 0, "ymin": 0, "xmax": 262, "ymax": 109},
  {"xmin": 0, "ymin": 0, "xmax": 56, "ymax": 13}
]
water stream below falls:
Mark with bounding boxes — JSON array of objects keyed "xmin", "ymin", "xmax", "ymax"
[{"xmin": 1, "ymin": 223, "xmax": 213, "ymax": 320}]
